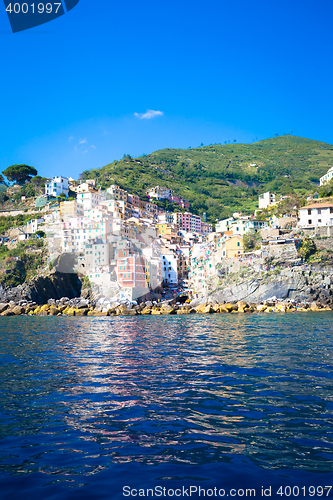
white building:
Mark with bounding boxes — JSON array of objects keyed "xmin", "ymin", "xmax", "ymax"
[
  {"xmin": 216, "ymin": 217, "xmax": 234, "ymax": 233},
  {"xmin": 71, "ymin": 179, "xmax": 97, "ymax": 193},
  {"xmin": 26, "ymin": 218, "xmax": 44, "ymax": 234},
  {"xmin": 147, "ymin": 186, "xmax": 172, "ymax": 200},
  {"xmin": 231, "ymin": 219, "xmax": 268, "ymax": 235},
  {"xmin": 62, "ymin": 216, "xmax": 113, "ymax": 253},
  {"xmin": 320, "ymin": 167, "xmax": 333, "ymax": 186},
  {"xmin": 216, "ymin": 217, "xmax": 267, "ymax": 235},
  {"xmin": 258, "ymin": 192, "xmax": 276, "ymax": 209},
  {"xmin": 76, "ymin": 191, "xmax": 106, "ymax": 212},
  {"xmin": 158, "ymin": 213, "xmax": 174, "ymax": 224},
  {"xmin": 188, "ymin": 243, "xmax": 215, "ymax": 294},
  {"xmin": 45, "ymin": 176, "xmax": 69, "ymax": 198},
  {"xmin": 298, "ymin": 203, "xmax": 333, "ymax": 227},
  {"xmin": 84, "ymin": 238, "xmax": 110, "ymax": 270},
  {"xmin": 161, "ymin": 253, "xmax": 178, "ymax": 284}
]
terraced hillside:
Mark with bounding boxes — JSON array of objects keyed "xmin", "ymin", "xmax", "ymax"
[{"xmin": 83, "ymin": 135, "xmax": 333, "ymax": 222}]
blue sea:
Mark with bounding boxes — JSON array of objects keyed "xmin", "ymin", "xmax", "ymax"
[{"xmin": 0, "ymin": 314, "xmax": 332, "ymax": 500}]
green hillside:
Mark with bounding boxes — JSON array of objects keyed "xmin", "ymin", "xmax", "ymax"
[{"xmin": 83, "ymin": 135, "xmax": 333, "ymax": 222}]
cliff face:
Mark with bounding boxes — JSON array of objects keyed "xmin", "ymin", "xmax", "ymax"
[
  {"xmin": 203, "ymin": 265, "xmax": 333, "ymax": 306},
  {"xmin": 3, "ymin": 272, "xmax": 82, "ymax": 304}
]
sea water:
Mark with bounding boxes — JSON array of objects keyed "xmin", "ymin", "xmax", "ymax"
[{"xmin": 0, "ymin": 314, "xmax": 332, "ymax": 499}]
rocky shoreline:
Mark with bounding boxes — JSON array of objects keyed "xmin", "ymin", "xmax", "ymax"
[{"xmin": 0, "ymin": 296, "xmax": 332, "ymax": 317}]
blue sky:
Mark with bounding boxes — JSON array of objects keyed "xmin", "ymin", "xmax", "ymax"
[{"xmin": 0, "ymin": 0, "xmax": 332, "ymax": 180}]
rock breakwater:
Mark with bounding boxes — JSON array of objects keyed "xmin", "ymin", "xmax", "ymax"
[{"xmin": 0, "ymin": 297, "xmax": 331, "ymax": 317}]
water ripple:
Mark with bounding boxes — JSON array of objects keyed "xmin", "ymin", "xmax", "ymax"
[{"xmin": 0, "ymin": 314, "xmax": 333, "ymax": 497}]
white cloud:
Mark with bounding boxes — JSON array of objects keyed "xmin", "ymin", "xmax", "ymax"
[
  {"xmin": 83, "ymin": 150, "xmax": 88, "ymax": 154},
  {"xmin": 68, "ymin": 136, "xmax": 74, "ymax": 142},
  {"xmin": 134, "ymin": 109, "xmax": 164, "ymax": 119},
  {"xmin": 91, "ymin": 144, "xmax": 96, "ymax": 149},
  {"xmin": 79, "ymin": 138, "xmax": 87, "ymax": 144}
]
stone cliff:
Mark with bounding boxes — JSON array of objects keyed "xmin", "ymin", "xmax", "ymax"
[
  {"xmin": 2, "ymin": 272, "xmax": 82, "ymax": 304},
  {"xmin": 202, "ymin": 264, "xmax": 333, "ymax": 306}
]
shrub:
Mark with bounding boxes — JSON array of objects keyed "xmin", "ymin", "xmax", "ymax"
[{"xmin": 298, "ymin": 236, "xmax": 316, "ymax": 260}]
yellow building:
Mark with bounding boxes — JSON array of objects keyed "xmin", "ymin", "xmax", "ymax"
[
  {"xmin": 221, "ymin": 235, "xmax": 243, "ymax": 258},
  {"xmin": 156, "ymin": 223, "xmax": 178, "ymax": 236},
  {"xmin": 59, "ymin": 200, "xmax": 84, "ymax": 220}
]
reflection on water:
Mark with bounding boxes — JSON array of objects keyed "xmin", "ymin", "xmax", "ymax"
[{"xmin": 0, "ymin": 314, "xmax": 333, "ymax": 497}]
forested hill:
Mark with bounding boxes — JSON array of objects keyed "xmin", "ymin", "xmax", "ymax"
[{"xmin": 83, "ymin": 135, "xmax": 333, "ymax": 222}]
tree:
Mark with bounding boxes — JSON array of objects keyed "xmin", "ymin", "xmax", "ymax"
[
  {"xmin": 2, "ymin": 165, "xmax": 37, "ymax": 185},
  {"xmin": 0, "ymin": 174, "xmax": 6, "ymax": 185},
  {"xmin": 299, "ymin": 236, "xmax": 316, "ymax": 260},
  {"xmin": 20, "ymin": 183, "xmax": 36, "ymax": 198}
]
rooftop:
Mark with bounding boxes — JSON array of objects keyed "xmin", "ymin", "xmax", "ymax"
[{"xmin": 300, "ymin": 203, "xmax": 333, "ymax": 209}]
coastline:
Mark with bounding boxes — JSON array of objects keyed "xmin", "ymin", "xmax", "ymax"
[{"xmin": 0, "ymin": 299, "xmax": 332, "ymax": 317}]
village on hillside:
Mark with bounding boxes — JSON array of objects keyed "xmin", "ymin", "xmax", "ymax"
[{"xmin": 1, "ymin": 162, "xmax": 332, "ymax": 302}]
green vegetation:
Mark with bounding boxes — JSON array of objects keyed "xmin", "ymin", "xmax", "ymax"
[
  {"xmin": 318, "ymin": 178, "xmax": 333, "ymax": 198},
  {"xmin": 0, "ymin": 239, "xmax": 47, "ymax": 287},
  {"xmin": 308, "ymin": 249, "xmax": 333, "ymax": 264},
  {"xmin": 2, "ymin": 164, "xmax": 38, "ymax": 185},
  {"xmin": 298, "ymin": 236, "xmax": 316, "ymax": 260},
  {"xmin": 243, "ymin": 230, "xmax": 262, "ymax": 252},
  {"xmin": 0, "ymin": 214, "xmax": 35, "ymax": 235},
  {"xmin": 82, "ymin": 135, "xmax": 333, "ymax": 222}
]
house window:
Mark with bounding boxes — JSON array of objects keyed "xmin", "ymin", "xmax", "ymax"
[
  {"xmin": 318, "ymin": 209, "xmax": 321, "ymax": 214},
  {"xmin": 308, "ymin": 209, "xmax": 311, "ymax": 215},
  {"xmin": 308, "ymin": 219, "xmax": 312, "ymax": 225},
  {"xmin": 330, "ymin": 208, "xmax": 333, "ymax": 214},
  {"xmin": 318, "ymin": 219, "xmax": 322, "ymax": 223}
]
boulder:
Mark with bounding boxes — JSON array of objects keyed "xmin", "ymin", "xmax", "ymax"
[
  {"xmin": 107, "ymin": 308, "xmax": 117, "ymax": 315},
  {"xmin": 25, "ymin": 305, "xmax": 37, "ymax": 314},
  {"xmin": 140, "ymin": 308, "xmax": 152, "ymax": 315},
  {"xmin": 161, "ymin": 305, "xmax": 176, "ymax": 314},
  {"xmin": 119, "ymin": 309, "xmax": 137, "ymax": 316},
  {"xmin": 49, "ymin": 307, "xmax": 60, "ymax": 316},
  {"xmin": 219, "ymin": 304, "xmax": 230, "ymax": 313},
  {"xmin": 195, "ymin": 303, "xmax": 213, "ymax": 314},
  {"xmin": 66, "ymin": 307, "xmax": 76, "ymax": 316},
  {"xmin": 237, "ymin": 301, "xmax": 248, "ymax": 313},
  {"xmin": 1, "ymin": 309, "xmax": 15, "ymax": 316},
  {"xmin": 40, "ymin": 304, "xmax": 50, "ymax": 313},
  {"xmin": 257, "ymin": 304, "xmax": 267, "ymax": 312},
  {"xmin": 177, "ymin": 308, "xmax": 195, "ymax": 314},
  {"xmin": 151, "ymin": 308, "xmax": 162, "ymax": 315},
  {"xmin": 12, "ymin": 306, "xmax": 24, "ymax": 315},
  {"xmin": 75, "ymin": 308, "xmax": 89, "ymax": 316},
  {"xmin": 0, "ymin": 303, "xmax": 9, "ymax": 314},
  {"xmin": 176, "ymin": 308, "xmax": 190, "ymax": 314}
]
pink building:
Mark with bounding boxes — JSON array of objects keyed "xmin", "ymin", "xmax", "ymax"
[
  {"xmin": 116, "ymin": 247, "xmax": 146, "ymax": 289},
  {"xmin": 179, "ymin": 212, "xmax": 201, "ymax": 232}
]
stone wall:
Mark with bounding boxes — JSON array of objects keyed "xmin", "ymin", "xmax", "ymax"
[
  {"xmin": 298, "ymin": 226, "xmax": 333, "ymax": 237},
  {"xmin": 262, "ymin": 242, "xmax": 298, "ymax": 262},
  {"xmin": 313, "ymin": 237, "xmax": 333, "ymax": 252}
]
